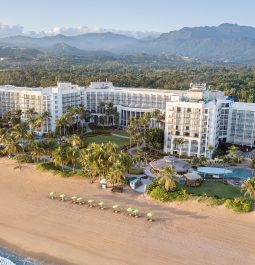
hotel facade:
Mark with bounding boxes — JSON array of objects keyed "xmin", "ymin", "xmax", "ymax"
[{"xmin": 0, "ymin": 81, "xmax": 255, "ymax": 158}]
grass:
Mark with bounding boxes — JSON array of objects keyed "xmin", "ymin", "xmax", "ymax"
[
  {"xmin": 111, "ymin": 131, "xmax": 129, "ymax": 137},
  {"xmin": 85, "ymin": 134, "xmax": 129, "ymax": 147},
  {"xmin": 183, "ymin": 182, "xmax": 242, "ymax": 199}
]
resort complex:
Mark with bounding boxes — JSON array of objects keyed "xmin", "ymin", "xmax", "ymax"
[{"xmin": 1, "ymin": 81, "xmax": 255, "ymax": 158}]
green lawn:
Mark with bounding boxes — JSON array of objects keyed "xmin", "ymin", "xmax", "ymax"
[
  {"xmin": 111, "ymin": 131, "xmax": 129, "ymax": 137},
  {"xmin": 183, "ymin": 182, "xmax": 242, "ymax": 199},
  {"xmin": 85, "ymin": 134, "xmax": 129, "ymax": 147}
]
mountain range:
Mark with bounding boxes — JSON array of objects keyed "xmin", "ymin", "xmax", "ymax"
[{"xmin": 1, "ymin": 23, "xmax": 255, "ymax": 63}]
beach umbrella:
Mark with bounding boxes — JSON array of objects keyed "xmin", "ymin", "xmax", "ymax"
[
  {"xmin": 60, "ymin": 193, "xmax": 67, "ymax": 201},
  {"xmin": 49, "ymin": 191, "xmax": 57, "ymax": 199},
  {"xmin": 98, "ymin": 201, "xmax": 105, "ymax": 209},
  {"xmin": 71, "ymin": 195, "xmax": 78, "ymax": 203},
  {"xmin": 133, "ymin": 208, "xmax": 140, "ymax": 217},
  {"xmin": 147, "ymin": 212, "xmax": 155, "ymax": 221},
  {"xmin": 77, "ymin": 197, "xmax": 84, "ymax": 204}
]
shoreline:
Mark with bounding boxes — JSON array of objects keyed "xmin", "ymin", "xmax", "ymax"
[
  {"xmin": 0, "ymin": 158, "xmax": 254, "ymax": 265},
  {"xmin": 0, "ymin": 239, "xmax": 74, "ymax": 265}
]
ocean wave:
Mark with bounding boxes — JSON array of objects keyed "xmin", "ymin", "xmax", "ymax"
[
  {"xmin": 0, "ymin": 257, "xmax": 16, "ymax": 265},
  {"xmin": 0, "ymin": 248, "xmax": 37, "ymax": 265}
]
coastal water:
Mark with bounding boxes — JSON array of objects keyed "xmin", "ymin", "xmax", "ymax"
[{"xmin": 0, "ymin": 248, "xmax": 38, "ymax": 265}]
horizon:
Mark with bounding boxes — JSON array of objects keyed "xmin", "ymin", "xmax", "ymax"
[{"xmin": 1, "ymin": 0, "xmax": 255, "ymax": 37}]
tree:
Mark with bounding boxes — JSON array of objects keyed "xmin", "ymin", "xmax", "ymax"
[
  {"xmin": 174, "ymin": 137, "xmax": 185, "ymax": 158},
  {"xmin": 127, "ymin": 124, "xmax": 135, "ymax": 149},
  {"xmin": 242, "ymin": 178, "xmax": 255, "ymax": 200},
  {"xmin": 228, "ymin": 145, "xmax": 239, "ymax": 157},
  {"xmin": 145, "ymin": 128, "xmax": 164, "ymax": 153},
  {"xmin": 99, "ymin": 115, "xmax": 106, "ymax": 127},
  {"xmin": 69, "ymin": 134, "xmax": 82, "ymax": 148},
  {"xmin": 159, "ymin": 165, "xmax": 177, "ymax": 191},
  {"xmin": 29, "ymin": 141, "xmax": 46, "ymax": 162},
  {"xmin": 207, "ymin": 144, "xmax": 214, "ymax": 159},
  {"xmin": 52, "ymin": 145, "xmax": 69, "ymax": 171},
  {"xmin": 2, "ymin": 136, "xmax": 21, "ymax": 157}
]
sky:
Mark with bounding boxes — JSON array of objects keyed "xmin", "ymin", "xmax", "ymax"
[{"xmin": 1, "ymin": 0, "xmax": 255, "ymax": 33}]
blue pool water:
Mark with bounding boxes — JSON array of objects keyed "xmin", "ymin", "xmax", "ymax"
[
  {"xmin": 228, "ymin": 167, "xmax": 253, "ymax": 179},
  {"xmin": 0, "ymin": 248, "xmax": 38, "ymax": 265}
]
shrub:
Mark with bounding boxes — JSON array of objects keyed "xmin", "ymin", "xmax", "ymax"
[
  {"xmin": 37, "ymin": 162, "xmax": 73, "ymax": 177},
  {"xmin": 225, "ymin": 197, "xmax": 253, "ymax": 213},
  {"xmin": 150, "ymin": 186, "xmax": 172, "ymax": 202},
  {"xmin": 146, "ymin": 178, "xmax": 160, "ymax": 194},
  {"xmin": 14, "ymin": 153, "xmax": 33, "ymax": 163}
]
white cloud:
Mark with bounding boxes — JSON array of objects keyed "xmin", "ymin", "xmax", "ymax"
[
  {"xmin": 0, "ymin": 24, "xmax": 24, "ymax": 37},
  {"xmin": 37, "ymin": 26, "xmax": 161, "ymax": 39},
  {"xmin": 0, "ymin": 23, "xmax": 161, "ymax": 39}
]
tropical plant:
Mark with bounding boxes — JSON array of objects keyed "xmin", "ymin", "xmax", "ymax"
[
  {"xmin": 174, "ymin": 137, "xmax": 185, "ymax": 158},
  {"xmin": 159, "ymin": 165, "xmax": 177, "ymax": 191},
  {"xmin": 242, "ymin": 177, "xmax": 255, "ymax": 200}
]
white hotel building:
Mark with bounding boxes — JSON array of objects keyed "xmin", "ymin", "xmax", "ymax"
[{"xmin": 0, "ymin": 81, "xmax": 255, "ymax": 158}]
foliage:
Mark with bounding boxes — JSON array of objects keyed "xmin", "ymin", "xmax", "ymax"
[
  {"xmin": 241, "ymin": 177, "xmax": 255, "ymax": 200},
  {"xmin": 225, "ymin": 198, "xmax": 253, "ymax": 213},
  {"xmin": 37, "ymin": 162, "xmax": 74, "ymax": 177},
  {"xmin": 14, "ymin": 153, "xmax": 33, "ymax": 163},
  {"xmin": 128, "ymin": 167, "xmax": 144, "ymax": 175}
]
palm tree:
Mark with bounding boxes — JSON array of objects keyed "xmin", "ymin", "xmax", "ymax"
[
  {"xmin": 2, "ymin": 136, "xmax": 21, "ymax": 157},
  {"xmin": 107, "ymin": 160, "xmax": 125, "ymax": 187},
  {"xmin": 29, "ymin": 141, "xmax": 46, "ymax": 163},
  {"xmin": 41, "ymin": 111, "xmax": 51, "ymax": 133},
  {"xmin": 207, "ymin": 144, "xmax": 214, "ymax": 159},
  {"xmin": 69, "ymin": 134, "xmax": 82, "ymax": 148},
  {"xmin": 67, "ymin": 146, "xmax": 80, "ymax": 171},
  {"xmin": 228, "ymin": 145, "xmax": 239, "ymax": 157},
  {"xmin": 159, "ymin": 165, "xmax": 177, "ymax": 191},
  {"xmin": 242, "ymin": 177, "xmax": 255, "ymax": 200},
  {"xmin": 126, "ymin": 124, "xmax": 135, "ymax": 149},
  {"xmin": 174, "ymin": 137, "xmax": 185, "ymax": 158},
  {"xmin": 99, "ymin": 115, "xmax": 106, "ymax": 127},
  {"xmin": 52, "ymin": 145, "xmax": 69, "ymax": 171}
]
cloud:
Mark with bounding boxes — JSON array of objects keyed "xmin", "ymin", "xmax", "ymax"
[
  {"xmin": 41, "ymin": 26, "xmax": 161, "ymax": 39},
  {"xmin": 0, "ymin": 24, "xmax": 24, "ymax": 37},
  {"xmin": 0, "ymin": 23, "xmax": 161, "ymax": 39}
]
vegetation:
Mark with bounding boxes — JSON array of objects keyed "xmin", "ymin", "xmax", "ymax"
[
  {"xmin": 225, "ymin": 198, "xmax": 253, "ymax": 213},
  {"xmin": 0, "ymin": 65, "xmax": 255, "ymax": 103}
]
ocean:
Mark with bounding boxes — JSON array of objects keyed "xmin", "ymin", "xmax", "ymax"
[{"xmin": 0, "ymin": 248, "xmax": 38, "ymax": 265}]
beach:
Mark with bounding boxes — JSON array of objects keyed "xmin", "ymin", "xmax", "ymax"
[{"xmin": 0, "ymin": 157, "xmax": 254, "ymax": 265}]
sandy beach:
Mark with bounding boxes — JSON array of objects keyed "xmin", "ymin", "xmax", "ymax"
[{"xmin": 0, "ymin": 157, "xmax": 254, "ymax": 265}]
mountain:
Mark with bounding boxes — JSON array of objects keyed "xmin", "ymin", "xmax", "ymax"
[
  {"xmin": 0, "ymin": 46, "xmax": 42, "ymax": 57},
  {"xmin": 1, "ymin": 24, "xmax": 255, "ymax": 63},
  {"xmin": 147, "ymin": 23, "xmax": 255, "ymax": 62},
  {"xmin": 0, "ymin": 32, "xmax": 139, "ymax": 52}
]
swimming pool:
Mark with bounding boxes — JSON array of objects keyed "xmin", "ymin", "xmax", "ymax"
[{"xmin": 228, "ymin": 167, "xmax": 253, "ymax": 179}]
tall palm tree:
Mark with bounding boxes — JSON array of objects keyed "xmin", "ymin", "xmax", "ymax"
[
  {"xmin": 127, "ymin": 124, "xmax": 135, "ymax": 149},
  {"xmin": 67, "ymin": 146, "xmax": 80, "ymax": 171},
  {"xmin": 2, "ymin": 136, "xmax": 21, "ymax": 157},
  {"xmin": 29, "ymin": 141, "xmax": 46, "ymax": 163},
  {"xmin": 207, "ymin": 144, "xmax": 214, "ymax": 159},
  {"xmin": 174, "ymin": 137, "xmax": 185, "ymax": 158},
  {"xmin": 228, "ymin": 145, "xmax": 239, "ymax": 157},
  {"xmin": 107, "ymin": 160, "xmax": 125, "ymax": 187},
  {"xmin": 159, "ymin": 165, "xmax": 177, "ymax": 191},
  {"xmin": 52, "ymin": 145, "xmax": 69, "ymax": 171},
  {"xmin": 241, "ymin": 177, "xmax": 255, "ymax": 200}
]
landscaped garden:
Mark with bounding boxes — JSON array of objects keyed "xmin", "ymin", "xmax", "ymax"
[{"xmin": 85, "ymin": 133, "xmax": 129, "ymax": 148}]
